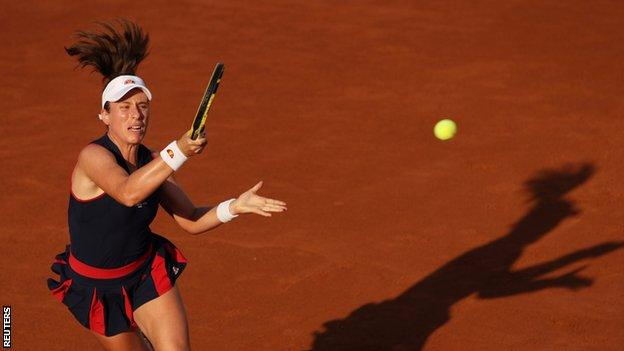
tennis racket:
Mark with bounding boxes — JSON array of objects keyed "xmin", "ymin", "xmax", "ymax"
[{"xmin": 189, "ymin": 63, "xmax": 225, "ymax": 140}]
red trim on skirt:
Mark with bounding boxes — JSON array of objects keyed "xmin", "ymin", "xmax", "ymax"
[
  {"xmin": 89, "ymin": 288, "xmax": 106, "ymax": 335},
  {"xmin": 150, "ymin": 254, "xmax": 172, "ymax": 296},
  {"xmin": 51, "ymin": 279, "xmax": 73, "ymax": 302},
  {"xmin": 47, "ymin": 233, "xmax": 188, "ymax": 337},
  {"xmin": 121, "ymin": 286, "xmax": 136, "ymax": 327},
  {"xmin": 164, "ymin": 244, "xmax": 188, "ymax": 264},
  {"xmin": 69, "ymin": 244, "xmax": 154, "ymax": 279}
]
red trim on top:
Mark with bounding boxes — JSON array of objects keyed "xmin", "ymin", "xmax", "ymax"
[
  {"xmin": 89, "ymin": 288, "xmax": 106, "ymax": 335},
  {"xmin": 70, "ymin": 189, "xmax": 106, "ymax": 202},
  {"xmin": 51, "ymin": 279, "xmax": 73, "ymax": 302},
  {"xmin": 54, "ymin": 258, "xmax": 67, "ymax": 265},
  {"xmin": 69, "ymin": 244, "xmax": 153, "ymax": 279},
  {"xmin": 69, "ymin": 166, "xmax": 106, "ymax": 202},
  {"xmin": 150, "ymin": 254, "xmax": 172, "ymax": 296}
]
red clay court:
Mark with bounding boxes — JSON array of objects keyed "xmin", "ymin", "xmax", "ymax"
[{"xmin": 1, "ymin": 1, "xmax": 623, "ymax": 350}]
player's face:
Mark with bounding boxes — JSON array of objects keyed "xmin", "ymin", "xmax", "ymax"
[{"xmin": 104, "ymin": 89, "xmax": 150, "ymax": 145}]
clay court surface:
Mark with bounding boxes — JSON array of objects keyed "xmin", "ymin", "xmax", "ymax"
[{"xmin": 1, "ymin": 1, "xmax": 623, "ymax": 350}]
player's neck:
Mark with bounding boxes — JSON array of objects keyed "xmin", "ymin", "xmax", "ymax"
[{"xmin": 107, "ymin": 132, "xmax": 140, "ymax": 165}]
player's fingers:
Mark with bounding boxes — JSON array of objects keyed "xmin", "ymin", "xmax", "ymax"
[
  {"xmin": 263, "ymin": 206, "xmax": 285, "ymax": 212},
  {"xmin": 266, "ymin": 198, "xmax": 287, "ymax": 206},
  {"xmin": 250, "ymin": 181, "xmax": 263, "ymax": 193},
  {"xmin": 262, "ymin": 202, "xmax": 286, "ymax": 210},
  {"xmin": 191, "ymin": 134, "xmax": 207, "ymax": 142},
  {"xmin": 191, "ymin": 138, "xmax": 207, "ymax": 146},
  {"xmin": 252, "ymin": 208, "xmax": 272, "ymax": 217}
]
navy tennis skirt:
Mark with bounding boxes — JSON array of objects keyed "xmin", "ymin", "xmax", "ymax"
[{"xmin": 46, "ymin": 233, "xmax": 187, "ymax": 337}]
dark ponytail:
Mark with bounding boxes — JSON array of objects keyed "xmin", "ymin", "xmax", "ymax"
[{"xmin": 65, "ymin": 19, "xmax": 149, "ymax": 86}]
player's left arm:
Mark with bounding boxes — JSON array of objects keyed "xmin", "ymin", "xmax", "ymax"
[
  {"xmin": 159, "ymin": 174, "xmax": 222, "ymax": 235},
  {"xmin": 152, "ymin": 152, "xmax": 287, "ymax": 235},
  {"xmin": 148, "ymin": 150, "xmax": 219, "ymax": 234}
]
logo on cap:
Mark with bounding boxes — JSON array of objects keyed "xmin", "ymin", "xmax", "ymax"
[
  {"xmin": 166, "ymin": 149, "xmax": 175, "ymax": 158},
  {"xmin": 124, "ymin": 79, "xmax": 136, "ymax": 85}
]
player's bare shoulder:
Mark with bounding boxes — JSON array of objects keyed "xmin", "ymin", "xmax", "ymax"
[
  {"xmin": 75, "ymin": 143, "xmax": 127, "ymax": 184},
  {"xmin": 71, "ymin": 144, "xmax": 114, "ymax": 198},
  {"xmin": 77, "ymin": 143, "xmax": 116, "ymax": 169}
]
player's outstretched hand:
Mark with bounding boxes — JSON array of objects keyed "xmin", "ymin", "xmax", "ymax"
[
  {"xmin": 231, "ymin": 181, "xmax": 287, "ymax": 217},
  {"xmin": 177, "ymin": 131, "xmax": 207, "ymax": 157}
]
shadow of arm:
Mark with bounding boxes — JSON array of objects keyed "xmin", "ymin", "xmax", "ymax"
[
  {"xmin": 477, "ymin": 241, "xmax": 623, "ymax": 299},
  {"xmin": 478, "ymin": 266, "xmax": 592, "ymax": 298},
  {"xmin": 509, "ymin": 242, "xmax": 623, "ymax": 279}
]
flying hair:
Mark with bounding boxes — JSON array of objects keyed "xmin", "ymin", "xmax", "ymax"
[{"xmin": 65, "ymin": 19, "xmax": 149, "ymax": 86}]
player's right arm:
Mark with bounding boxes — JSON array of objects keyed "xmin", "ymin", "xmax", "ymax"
[{"xmin": 76, "ymin": 132, "xmax": 206, "ymax": 207}]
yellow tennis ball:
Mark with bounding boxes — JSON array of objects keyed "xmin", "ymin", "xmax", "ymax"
[{"xmin": 434, "ymin": 119, "xmax": 457, "ymax": 140}]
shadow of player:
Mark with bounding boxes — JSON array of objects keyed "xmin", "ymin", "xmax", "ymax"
[{"xmin": 310, "ymin": 163, "xmax": 622, "ymax": 351}]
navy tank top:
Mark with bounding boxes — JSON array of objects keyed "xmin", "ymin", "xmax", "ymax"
[{"xmin": 68, "ymin": 134, "xmax": 160, "ymax": 268}]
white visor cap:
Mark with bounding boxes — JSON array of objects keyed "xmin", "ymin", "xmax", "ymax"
[{"xmin": 101, "ymin": 75, "xmax": 152, "ymax": 109}]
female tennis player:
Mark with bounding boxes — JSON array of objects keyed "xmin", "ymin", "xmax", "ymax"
[{"xmin": 46, "ymin": 20, "xmax": 287, "ymax": 351}]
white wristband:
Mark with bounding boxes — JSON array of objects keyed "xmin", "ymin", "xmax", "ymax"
[
  {"xmin": 160, "ymin": 141, "xmax": 188, "ymax": 171},
  {"xmin": 217, "ymin": 198, "xmax": 239, "ymax": 223}
]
